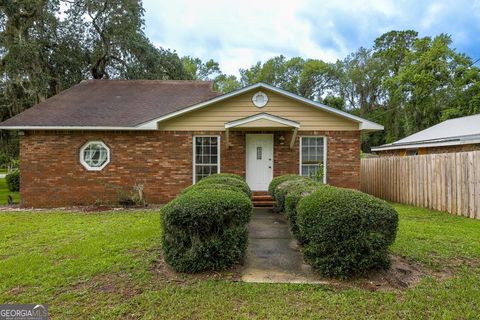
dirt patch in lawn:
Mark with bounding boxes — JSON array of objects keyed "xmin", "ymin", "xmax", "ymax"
[
  {"xmin": 65, "ymin": 251, "xmax": 453, "ymax": 299},
  {"xmin": 149, "ymin": 248, "xmax": 243, "ymax": 285},
  {"xmin": 69, "ymin": 272, "xmax": 145, "ymax": 299},
  {"xmin": 149, "ymin": 249, "xmax": 451, "ymax": 291},
  {"xmin": 340, "ymin": 255, "xmax": 453, "ymax": 292}
]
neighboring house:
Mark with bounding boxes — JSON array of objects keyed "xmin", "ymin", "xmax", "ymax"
[
  {"xmin": 372, "ymin": 114, "xmax": 480, "ymax": 157},
  {"xmin": 0, "ymin": 80, "xmax": 382, "ymax": 207}
]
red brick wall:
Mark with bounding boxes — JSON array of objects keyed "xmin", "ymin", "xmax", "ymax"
[{"xmin": 20, "ymin": 130, "xmax": 360, "ymax": 207}]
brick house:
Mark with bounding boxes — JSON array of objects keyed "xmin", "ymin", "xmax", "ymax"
[
  {"xmin": 372, "ymin": 114, "xmax": 480, "ymax": 156},
  {"xmin": 0, "ymin": 80, "xmax": 383, "ymax": 207}
]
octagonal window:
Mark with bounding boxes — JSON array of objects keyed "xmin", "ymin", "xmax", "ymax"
[{"xmin": 80, "ymin": 141, "xmax": 110, "ymax": 171}]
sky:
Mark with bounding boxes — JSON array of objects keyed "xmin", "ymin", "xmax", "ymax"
[{"xmin": 143, "ymin": 0, "xmax": 480, "ymax": 76}]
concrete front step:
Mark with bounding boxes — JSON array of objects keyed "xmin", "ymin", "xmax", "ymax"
[
  {"xmin": 252, "ymin": 191, "xmax": 274, "ymax": 208},
  {"xmin": 252, "ymin": 195, "xmax": 272, "ymax": 201},
  {"xmin": 252, "ymin": 202, "xmax": 275, "ymax": 208}
]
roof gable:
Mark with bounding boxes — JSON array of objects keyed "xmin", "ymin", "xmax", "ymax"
[{"xmin": 139, "ymin": 82, "xmax": 383, "ymax": 131}]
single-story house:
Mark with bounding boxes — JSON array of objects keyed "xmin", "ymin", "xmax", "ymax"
[
  {"xmin": 0, "ymin": 80, "xmax": 383, "ymax": 207},
  {"xmin": 372, "ymin": 114, "xmax": 480, "ymax": 156}
]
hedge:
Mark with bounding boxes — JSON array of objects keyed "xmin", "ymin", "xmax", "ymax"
[
  {"xmin": 197, "ymin": 175, "xmax": 252, "ymax": 198},
  {"xmin": 274, "ymin": 177, "xmax": 317, "ymax": 211},
  {"xmin": 5, "ymin": 169, "xmax": 20, "ymax": 192},
  {"xmin": 268, "ymin": 174, "xmax": 304, "ymax": 199},
  {"xmin": 161, "ymin": 188, "xmax": 252, "ymax": 273},
  {"xmin": 181, "ymin": 182, "xmax": 241, "ymax": 195},
  {"xmin": 284, "ymin": 183, "xmax": 322, "ymax": 242},
  {"xmin": 296, "ymin": 187, "xmax": 398, "ymax": 277},
  {"xmin": 205, "ymin": 173, "xmax": 244, "ymax": 181}
]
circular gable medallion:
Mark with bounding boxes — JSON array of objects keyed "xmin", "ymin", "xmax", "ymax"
[{"xmin": 252, "ymin": 91, "xmax": 268, "ymax": 108}]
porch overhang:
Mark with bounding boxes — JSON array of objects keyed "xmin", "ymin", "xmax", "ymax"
[{"xmin": 224, "ymin": 113, "xmax": 299, "ymax": 149}]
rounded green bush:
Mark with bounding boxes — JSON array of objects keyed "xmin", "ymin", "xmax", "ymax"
[
  {"xmin": 274, "ymin": 177, "xmax": 317, "ymax": 211},
  {"xmin": 197, "ymin": 175, "xmax": 251, "ymax": 198},
  {"xmin": 161, "ymin": 189, "xmax": 252, "ymax": 273},
  {"xmin": 268, "ymin": 175, "xmax": 303, "ymax": 198},
  {"xmin": 6, "ymin": 169, "xmax": 20, "ymax": 192},
  {"xmin": 181, "ymin": 183, "xmax": 242, "ymax": 195},
  {"xmin": 205, "ymin": 173, "xmax": 244, "ymax": 181},
  {"xmin": 296, "ymin": 186, "xmax": 398, "ymax": 277},
  {"xmin": 284, "ymin": 183, "xmax": 322, "ymax": 242}
]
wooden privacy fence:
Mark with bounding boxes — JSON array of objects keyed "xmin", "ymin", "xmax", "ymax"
[{"xmin": 360, "ymin": 151, "xmax": 480, "ymax": 219}]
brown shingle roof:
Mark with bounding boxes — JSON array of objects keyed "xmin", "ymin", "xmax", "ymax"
[{"xmin": 0, "ymin": 80, "xmax": 220, "ymax": 128}]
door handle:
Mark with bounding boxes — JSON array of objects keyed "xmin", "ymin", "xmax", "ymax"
[{"xmin": 268, "ymin": 166, "xmax": 272, "ymax": 168}]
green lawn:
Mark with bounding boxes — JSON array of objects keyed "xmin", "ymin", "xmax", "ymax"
[
  {"xmin": 1, "ymin": 204, "xmax": 479, "ymax": 319},
  {"xmin": 0, "ymin": 177, "xmax": 20, "ymax": 204}
]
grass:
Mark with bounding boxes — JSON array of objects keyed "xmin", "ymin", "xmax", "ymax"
[
  {"xmin": 0, "ymin": 204, "xmax": 479, "ymax": 319},
  {"xmin": 0, "ymin": 177, "xmax": 20, "ymax": 204}
]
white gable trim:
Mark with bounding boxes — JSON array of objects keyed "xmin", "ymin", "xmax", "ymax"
[
  {"xmin": 136, "ymin": 82, "xmax": 384, "ymax": 131},
  {"xmin": 225, "ymin": 113, "xmax": 300, "ymax": 129}
]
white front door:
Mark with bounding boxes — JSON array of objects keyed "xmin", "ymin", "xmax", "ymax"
[{"xmin": 246, "ymin": 134, "xmax": 274, "ymax": 191}]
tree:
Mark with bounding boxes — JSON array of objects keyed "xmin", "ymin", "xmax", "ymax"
[
  {"xmin": 398, "ymin": 34, "xmax": 471, "ymax": 135},
  {"xmin": 213, "ymin": 74, "xmax": 241, "ymax": 93},
  {"xmin": 0, "ymin": 0, "xmax": 84, "ymax": 163},
  {"xmin": 372, "ymin": 30, "xmax": 418, "ymax": 142},
  {"xmin": 65, "ymin": 0, "xmax": 187, "ymax": 80},
  {"xmin": 240, "ymin": 55, "xmax": 305, "ymax": 94},
  {"xmin": 298, "ymin": 59, "xmax": 337, "ymax": 101},
  {"xmin": 0, "ymin": 0, "xmax": 189, "ymax": 163},
  {"xmin": 182, "ymin": 56, "xmax": 241, "ymax": 93}
]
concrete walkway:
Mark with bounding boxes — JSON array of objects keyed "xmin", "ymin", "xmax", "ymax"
[{"xmin": 241, "ymin": 208, "xmax": 325, "ymax": 283}]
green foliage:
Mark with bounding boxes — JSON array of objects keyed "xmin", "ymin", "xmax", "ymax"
[
  {"xmin": 5, "ymin": 169, "xmax": 19, "ymax": 192},
  {"xmin": 284, "ymin": 183, "xmax": 323, "ymax": 242},
  {"xmin": 161, "ymin": 189, "xmax": 252, "ymax": 273},
  {"xmin": 182, "ymin": 56, "xmax": 221, "ymax": 80},
  {"xmin": 273, "ymin": 177, "xmax": 317, "ymax": 211},
  {"xmin": 267, "ymin": 174, "xmax": 303, "ymax": 198},
  {"xmin": 181, "ymin": 182, "xmax": 241, "ymax": 195},
  {"xmin": 206, "ymin": 173, "xmax": 244, "ymax": 181},
  {"xmin": 296, "ymin": 187, "xmax": 398, "ymax": 277},
  {"xmin": 182, "ymin": 56, "xmax": 241, "ymax": 93},
  {"xmin": 197, "ymin": 175, "xmax": 252, "ymax": 198},
  {"xmin": 0, "ymin": 177, "xmax": 20, "ymax": 204}
]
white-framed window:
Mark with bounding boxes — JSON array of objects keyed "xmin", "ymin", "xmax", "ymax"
[
  {"xmin": 80, "ymin": 141, "xmax": 110, "ymax": 171},
  {"xmin": 193, "ymin": 136, "xmax": 220, "ymax": 183},
  {"xmin": 299, "ymin": 136, "xmax": 327, "ymax": 183}
]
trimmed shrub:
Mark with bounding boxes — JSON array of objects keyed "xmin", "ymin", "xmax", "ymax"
[
  {"xmin": 206, "ymin": 173, "xmax": 244, "ymax": 181},
  {"xmin": 296, "ymin": 186, "xmax": 398, "ymax": 277},
  {"xmin": 274, "ymin": 177, "xmax": 317, "ymax": 211},
  {"xmin": 161, "ymin": 188, "xmax": 252, "ymax": 273},
  {"xmin": 268, "ymin": 174, "xmax": 304, "ymax": 199},
  {"xmin": 6, "ymin": 169, "xmax": 20, "ymax": 192},
  {"xmin": 284, "ymin": 183, "xmax": 322, "ymax": 242},
  {"xmin": 197, "ymin": 175, "xmax": 251, "ymax": 198},
  {"xmin": 181, "ymin": 183, "xmax": 242, "ymax": 195}
]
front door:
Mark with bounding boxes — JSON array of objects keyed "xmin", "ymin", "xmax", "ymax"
[{"xmin": 246, "ymin": 134, "xmax": 274, "ymax": 191}]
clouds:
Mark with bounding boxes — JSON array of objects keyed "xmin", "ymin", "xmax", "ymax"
[{"xmin": 142, "ymin": 0, "xmax": 480, "ymax": 76}]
